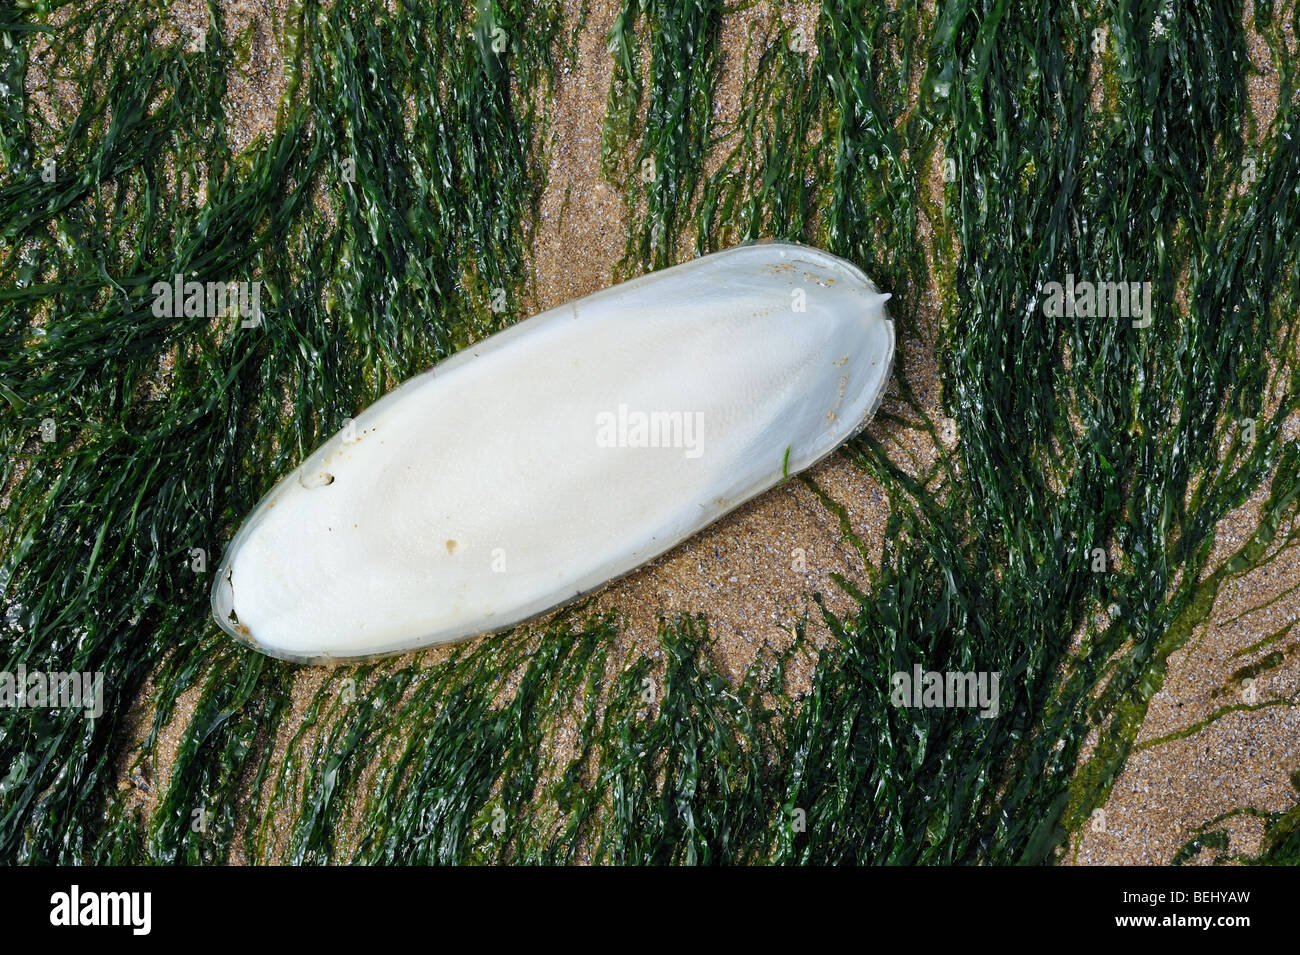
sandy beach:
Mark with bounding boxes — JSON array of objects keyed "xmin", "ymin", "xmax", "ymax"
[{"xmin": 20, "ymin": 0, "xmax": 1294, "ymax": 864}]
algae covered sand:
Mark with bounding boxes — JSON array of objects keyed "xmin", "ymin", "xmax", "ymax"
[{"xmin": 1, "ymin": 0, "xmax": 1298, "ymax": 864}]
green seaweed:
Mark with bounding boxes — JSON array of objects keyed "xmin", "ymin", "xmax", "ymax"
[{"xmin": 1, "ymin": 0, "xmax": 1298, "ymax": 865}]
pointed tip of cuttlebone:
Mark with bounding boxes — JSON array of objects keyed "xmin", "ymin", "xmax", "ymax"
[{"xmin": 866, "ymin": 291, "xmax": 893, "ymax": 311}]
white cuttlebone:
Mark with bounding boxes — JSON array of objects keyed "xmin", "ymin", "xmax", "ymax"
[{"xmin": 211, "ymin": 242, "xmax": 895, "ymax": 662}]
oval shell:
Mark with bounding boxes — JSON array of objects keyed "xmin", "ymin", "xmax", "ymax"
[{"xmin": 212, "ymin": 242, "xmax": 894, "ymax": 662}]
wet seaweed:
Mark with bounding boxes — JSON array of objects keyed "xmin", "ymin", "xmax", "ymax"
[{"xmin": 1, "ymin": 0, "xmax": 1297, "ymax": 865}]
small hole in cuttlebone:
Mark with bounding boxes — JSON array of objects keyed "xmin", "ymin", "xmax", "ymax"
[{"xmin": 300, "ymin": 470, "xmax": 335, "ymax": 489}]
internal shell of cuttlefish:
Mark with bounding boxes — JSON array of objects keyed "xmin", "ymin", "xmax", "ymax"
[{"xmin": 211, "ymin": 242, "xmax": 895, "ymax": 663}]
